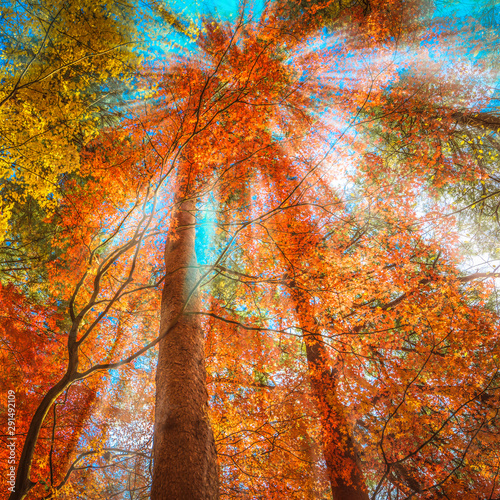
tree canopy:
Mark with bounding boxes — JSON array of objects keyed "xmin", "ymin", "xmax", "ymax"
[{"xmin": 2, "ymin": 0, "xmax": 500, "ymax": 499}]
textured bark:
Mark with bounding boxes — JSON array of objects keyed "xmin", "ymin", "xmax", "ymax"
[
  {"xmin": 292, "ymin": 289, "xmax": 369, "ymax": 500},
  {"xmin": 151, "ymin": 199, "xmax": 219, "ymax": 500}
]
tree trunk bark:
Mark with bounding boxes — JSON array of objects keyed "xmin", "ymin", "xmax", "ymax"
[
  {"xmin": 151, "ymin": 198, "xmax": 219, "ymax": 500},
  {"xmin": 292, "ymin": 288, "xmax": 369, "ymax": 500}
]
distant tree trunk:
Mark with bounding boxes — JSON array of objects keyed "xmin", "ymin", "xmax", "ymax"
[
  {"xmin": 151, "ymin": 198, "xmax": 219, "ymax": 500},
  {"xmin": 292, "ymin": 288, "xmax": 369, "ymax": 500},
  {"xmin": 452, "ymin": 111, "xmax": 500, "ymax": 133}
]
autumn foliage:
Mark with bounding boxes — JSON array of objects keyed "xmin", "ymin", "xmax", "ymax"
[{"xmin": 1, "ymin": 0, "xmax": 500, "ymax": 499}]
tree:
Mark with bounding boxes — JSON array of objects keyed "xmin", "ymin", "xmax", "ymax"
[
  {"xmin": 0, "ymin": 0, "xmax": 140, "ymax": 236},
  {"xmin": 3, "ymin": 0, "xmax": 500, "ymax": 498}
]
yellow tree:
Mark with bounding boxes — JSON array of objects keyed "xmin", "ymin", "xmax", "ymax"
[{"xmin": 0, "ymin": 0, "xmax": 139, "ymax": 241}]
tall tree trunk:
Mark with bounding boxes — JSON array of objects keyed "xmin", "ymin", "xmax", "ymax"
[
  {"xmin": 151, "ymin": 198, "xmax": 219, "ymax": 500},
  {"xmin": 292, "ymin": 288, "xmax": 369, "ymax": 500}
]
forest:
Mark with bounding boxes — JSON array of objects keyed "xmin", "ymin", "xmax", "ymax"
[{"xmin": 1, "ymin": 0, "xmax": 500, "ymax": 498}]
